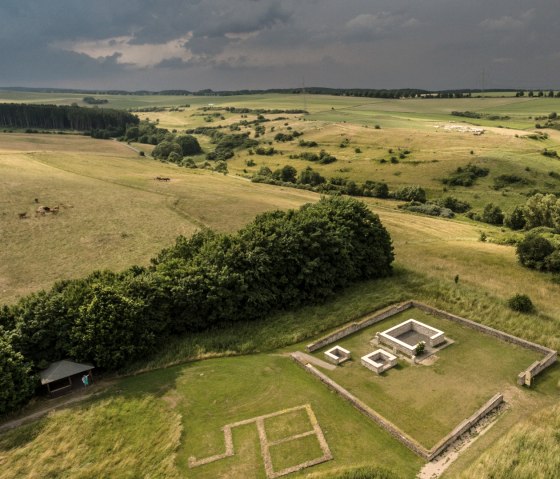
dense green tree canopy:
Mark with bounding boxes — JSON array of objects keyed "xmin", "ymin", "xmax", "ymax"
[{"xmin": 0, "ymin": 196, "xmax": 393, "ymax": 414}]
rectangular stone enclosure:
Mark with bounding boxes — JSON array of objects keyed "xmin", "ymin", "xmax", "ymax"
[
  {"xmin": 324, "ymin": 345, "xmax": 351, "ymax": 365},
  {"xmin": 378, "ymin": 319, "xmax": 445, "ymax": 357},
  {"xmin": 361, "ymin": 349, "xmax": 398, "ymax": 374}
]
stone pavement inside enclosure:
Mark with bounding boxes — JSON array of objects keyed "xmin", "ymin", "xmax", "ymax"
[
  {"xmin": 188, "ymin": 404, "xmax": 332, "ymax": 478},
  {"xmin": 396, "ymin": 330, "xmax": 429, "ymax": 347}
]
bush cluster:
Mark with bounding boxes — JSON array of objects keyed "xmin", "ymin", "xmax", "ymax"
[
  {"xmin": 392, "ymin": 185, "xmax": 427, "ymax": 203},
  {"xmin": 442, "ymin": 163, "xmax": 489, "ymax": 187},
  {"xmin": 493, "ymin": 174, "xmax": 530, "ymax": 190},
  {"xmin": 252, "ymin": 166, "xmax": 389, "ymax": 199},
  {"xmin": 516, "ymin": 234, "xmax": 560, "ymax": 271},
  {"xmin": 291, "ymin": 150, "xmax": 338, "ymax": 164},
  {"xmin": 206, "ymin": 132, "xmax": 258, "ymax": 161},
  {"xmin": 0, "ymin": 197, "xmax": 394, "ymax": 415},
  {"xmin": 437, "ymin": 196, "xmax": 471, "ymax": 213},
  {"xmin": 400, "ymin": 202, "xmax": 454, "ymax": 218}
]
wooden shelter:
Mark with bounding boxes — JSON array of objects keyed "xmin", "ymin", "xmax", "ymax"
[{"xmin": 40, "ymin": 360, "xmax": 94, "ymax": 397}]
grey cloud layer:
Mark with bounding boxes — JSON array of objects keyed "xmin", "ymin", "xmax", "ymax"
[{"xmin": 1, "ymin": 0, "xmax": 559, "ymax": 90}]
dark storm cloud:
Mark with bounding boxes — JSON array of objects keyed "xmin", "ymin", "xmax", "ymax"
[{"xmin": 1, "ymin": 0, "xmax": 559, "ymax": 90}]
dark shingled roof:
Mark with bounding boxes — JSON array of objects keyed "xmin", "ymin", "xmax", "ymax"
[{"xmin": 39, "ymin": 360, "xmax": 94, "ymax": 385}]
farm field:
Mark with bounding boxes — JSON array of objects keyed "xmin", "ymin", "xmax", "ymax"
[
  {"xmin": 1, "ymin": 92, "xmax": 560, "ymax": 478},
  {"xmin": 0, "ymin": 133, "xmax": 317, "ymax": 303},
  {"xmin": 2, "ymin": 91, "xmax": 560, "ymax": 212},
  {"xmin": 3, "ymin": 132, "xmax": 560, "ymax": 330}
]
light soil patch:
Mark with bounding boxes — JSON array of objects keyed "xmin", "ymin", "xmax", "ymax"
[{"xmin": 188, "ymin": 404, "xmax": 332, "ymax": 478}]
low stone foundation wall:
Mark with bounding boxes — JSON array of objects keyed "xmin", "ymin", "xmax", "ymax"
[
  {"xmin": 290, "ymin": 353, "xmax": 430, "ymax": 459},
  {"xmin": 324, "ymin": 346, "xmax": 351, "ymax": 365},
  {"xmin": 361, "ymin": 350, "xmax": 397, "ymax": 374},
  {"xmin": 378, "ymin": 333, "xmax": 416, "ymax": 357},
  {"xmin": 291, "ymin": 352, "xmax": 504, "ymax": 461},
  {"xmin": 306, "ymin": 302, "xmax": 413, "ymax": 353},
  {"xmin": 306, "ymin": 300, "xmax": 556, "ymax": 386},
  {"xmin": 410, "ymin": 301, "xmax": 557, "ymax": 386},
  {"xmin": 519, "ymin": 350, "xmax": 558, "ymax": 386},
  {"xmin": 428, "ymin": 393, "xmax": 503, "ymax": 460}
]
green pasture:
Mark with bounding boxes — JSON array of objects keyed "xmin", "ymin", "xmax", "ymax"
[
  {"xmin": 0, "ymin": 354, "xmax": 423, "ymax": 479},
  {"xmin": 1, "ymin": 275, "xmax": 559, "ymax": 478}
]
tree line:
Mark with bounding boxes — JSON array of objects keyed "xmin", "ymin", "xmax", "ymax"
[
  {"xmin": 0, "ymin": 103, "xmax": 138, "ymax": 135},
  {"xmin": 0, "ymin": 197, "xmax": 394, "ymax": 415}
]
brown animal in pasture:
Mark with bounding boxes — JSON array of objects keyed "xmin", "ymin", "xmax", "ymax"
[
  {"xmin": 36, "ymin": 206, "xmax": 47, "ymax": 215},
  {"xmin": 18, "ymin": 212, "xmax": 28, "ymax": 219},
  {"xmin": 155, "ymin": 176, "xmax": 171, "ymax": 182}
]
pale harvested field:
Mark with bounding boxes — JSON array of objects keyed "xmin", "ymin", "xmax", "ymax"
[
  {"xmin": 0, "ymin": 134, "xmax": 317, "ymax": 302},
  {"xmin": 3, "ymin": 133, "xmax": 560, "ymax": 322}
]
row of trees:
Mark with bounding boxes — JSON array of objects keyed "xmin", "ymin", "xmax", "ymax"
[
  {"xmin": 515, "ymin": 90, "xmax": 560, "ymax": 98},
  {"xmin": 0, "ymin": 197, "xmax": 394, "ymax": 415},
  {"xmin": 251, "ymin": 165, "xmax": 391, "ymax": 198},
  {"xmin": 0, "ymin": 103, "xmax": 138, "ymax": 134}
]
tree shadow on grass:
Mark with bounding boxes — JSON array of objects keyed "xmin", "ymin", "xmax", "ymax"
[{"xmin": 0, "ymin": 419, "xmax": 46, "ymax": 453}]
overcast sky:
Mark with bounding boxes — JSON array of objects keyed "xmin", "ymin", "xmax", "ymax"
[{"xmin": 2, "ymin": 0, "xmax": 559, "ymax": 91}]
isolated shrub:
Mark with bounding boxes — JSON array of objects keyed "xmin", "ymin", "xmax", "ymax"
[
  {"xmin": 317, "ymin": 150, "xmax": 337, "ymax": 164},
  {"xmin": 542, "ymin": 149, "xmax": 559, "ymax": 158},
  {"xmin": 507, "ymin": 294, "xmax": 535, "ymax": 313},
  {"xmin": 274, "ymin": 132, "xmax": 293, "ymax": 142},
  {"xmin": 505, "ymin": 206, "xmax": 527, "ymax": 230},
  {"xmin": 372, "ymin": 182, "xmax": 389, "ymax": 198},
  {"xmin": 299, "ymin": 140, "xmax": 318, "ymax": 147},
  {"xmin": 213, "ymin": 161, "xmax": 228, "ymax": 174},
  {"xmin": 394, "ymin": 185, "xmax": 427, "ymax": 203},
  {"xmin": 415, "ymin": 342, "xmax": 426, "ymax": 355},
  {"xmin": 516, "ymin": 235, "xmax": 555, "ymax": 270},
  {"xmin": 481, "ymin": 203, "xmax": 504, "ymax": 225},
  {"xmin": 257, "ymin": 166, "xmax": 272, "ymax": 177},
  {"xmin": 364, "ymin": 181, "xmax": 389, "ymax": 199},
  {"xmin": 181, "ymin": 157, "xmax": 197, "ymax": 168},
  {"xmin": 0, "ymin": 336, "xmax": 35, "ymax": 415}
]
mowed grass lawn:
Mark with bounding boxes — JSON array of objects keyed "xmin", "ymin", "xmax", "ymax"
[
  {"xmin": 311, "ymin": 308, "xmax": 541, "ymax": 449},
  {"xmin": 0, "ymin": 354, "xmax": 422, "ymax": 479}
]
